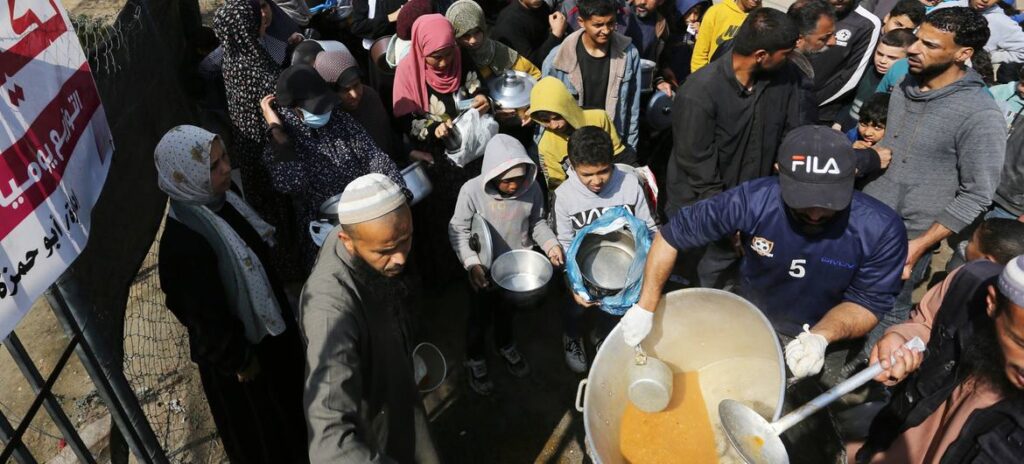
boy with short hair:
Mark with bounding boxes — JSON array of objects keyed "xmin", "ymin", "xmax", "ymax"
[
  {"xmin": 449, "ymin": 134, "xmax": 564, "ymax": 395},
  {"xmin": 553, "ymin": 127, "xmax": 656, "ymax": 372},
  {"xmin": 542, "ymin": 0, "xmax": 642, "ymax": 150},
  {"xmin": 851, "ymin": 92, "xmax": 889, "ymax": 147},
  {"xmin": 837, "ymin": 28, "xmax": 915, "ymax": 130},
  {"xmin": 881, "ymin": 0, "xmax": 925, "ymax": 33}
]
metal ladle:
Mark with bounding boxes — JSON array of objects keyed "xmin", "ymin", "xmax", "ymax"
[{"xmin": 719, "ymin": 336, "xmax": 926, "ymax": 464}]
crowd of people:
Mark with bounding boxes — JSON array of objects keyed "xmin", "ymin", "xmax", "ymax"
[{"xmin": 154, "ymin": 0, "xmax": 1024, "ymax": 461}]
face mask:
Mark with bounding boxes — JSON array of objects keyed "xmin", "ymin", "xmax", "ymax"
[{"xmin": 299, "ymin": 108, "xmax": 331, "ymax": 129}]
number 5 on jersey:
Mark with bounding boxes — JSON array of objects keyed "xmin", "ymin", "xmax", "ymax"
[{"xmin": 789, "ymin": 259, "xmax": 807, "ymax": 278}]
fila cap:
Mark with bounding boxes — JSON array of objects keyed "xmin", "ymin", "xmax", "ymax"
[{"xmin": 777, "ymin": 125, "xmax": 856, "ymax": 211}]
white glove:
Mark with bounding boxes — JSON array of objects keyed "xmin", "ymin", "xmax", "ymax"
[
  {"xmin": 621, "ymin": 305, "xmax": 653, "ymax": 347},
  {"xmin": 785, "ymin": 324, "xmax": 828, "ymax": 379}
]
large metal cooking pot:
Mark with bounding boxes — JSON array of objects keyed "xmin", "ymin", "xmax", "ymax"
[
  {"xmin": 577, "ymin": 229, "xmax": 636, "ymax": 298},
  {"xmin": 401, "ymin": 161, "xmax": 432, "ymax": 205},
  {"xmin": 490, "ymin": 249, "xmax": 552, "ymax": 306},
  {"xmin": 575, "ymin": 288, "xmax": 786, "ymax": 464}
]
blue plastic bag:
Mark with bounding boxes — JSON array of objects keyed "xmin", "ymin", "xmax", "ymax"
[{"xmin": 565, "ymin": 206, "xmax": 653, "ymax": 315}]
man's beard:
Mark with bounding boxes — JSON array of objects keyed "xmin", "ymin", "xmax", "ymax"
[
  {"xmin": 963, "ymin": 318, "xmax": 1024, "ymax": 400},
  {"xmin": 805, "ymin": 45, "xmax": 830, "ymax": 55},
  {"xmin": 351, "ymin": 254, "xmax": 409, "ymax": 300},
  {"xmin": 785, "ymin": 207, "xmax": 831, "ymax": 235},
  {"xmin": 909, "ymin": 60, "xmax": 953, "ymax": 81}
]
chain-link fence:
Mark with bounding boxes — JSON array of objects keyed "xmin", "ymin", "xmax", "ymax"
[
  {"xmin": 122, "ymin": 224, "xmax": 227, "ymax": 463},
  {"xmin": 60, "ymin": 0, "xmax": 228, "ymax": 462}
]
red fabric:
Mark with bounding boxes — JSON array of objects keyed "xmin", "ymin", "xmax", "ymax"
[
  {"xmin": 392, "ymin": 14, "xmax": 462, "ymax": 117},
  {"xmin": 396, "ymin": 0, "xmax": 435, "ymax": 40}
]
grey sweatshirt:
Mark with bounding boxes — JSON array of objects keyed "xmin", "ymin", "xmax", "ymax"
[
  {"xmin": 554, "ymin": 164, "xmax": 657, "ymax": 248},
  {"xmin": 449, "ymin": 135, "xmax": 559, "ymax": 270},
  {"xmin": 862, "ymin": 69, "xmax": 1006, "ymax": 237}
]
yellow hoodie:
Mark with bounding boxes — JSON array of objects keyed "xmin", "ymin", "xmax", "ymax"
[
  {"xmin": 528, "ymin": 77, "xmax": 626, "ymax": 189},
  {"xmin": 690, "ymin": 0, "xmax": 748, "ymax": 72}
]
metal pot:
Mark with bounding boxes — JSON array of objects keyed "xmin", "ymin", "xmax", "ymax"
[
  {"xmin": 487, "ymin": 70, "xmax": 536, "ymax": 110},
  {"xmin": 490, "ymin": 250, "xmax": 552, "ymax": 306},
  {"xmin": 627, "ymin": 346, "xmax": 673, "ymax": 413},
  {"xmin": 369, "ymin": 35, "xmax": 393, "ymax": 74},
  {"xmin": 574, "ymin": 288, "xmax": 787, "ymax": 464},
  {"xmin": 577, "ymin": 229, "xmax": 636, "ymax": 298},
  {"xmin": 412, "ymin": 342, "xmax": 447, "ymax": 393},
  {"xmin": 401, "ymin": 161, "xmax": 432, "ymax": 205},
  {"xmin": 644, "ymin": 90, "xmax": 673, "ymax": 132},
  {"xmin": 639, "ymin": 59, "xmax": 656, "ymax": 92},
  {"xmin": 309, "ymin": 192, "xmax": 344, "ymax": 247}
]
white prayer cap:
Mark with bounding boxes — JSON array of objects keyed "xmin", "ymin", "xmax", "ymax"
[
  {"xmin": 1000, "ymin": 255, "xmax": 1024, "ymax": 308},
  {"xmin": 337, "ymin": 174, "xmax": 407, "ymax": 225}
]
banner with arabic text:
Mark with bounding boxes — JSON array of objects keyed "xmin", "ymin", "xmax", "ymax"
[{"xmin": 0, "ymin": 0, "xmax": 114, "ymax": 340}]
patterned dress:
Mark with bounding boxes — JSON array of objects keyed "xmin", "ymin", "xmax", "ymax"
[{"xmin": 214, "ymin": 0, "xmax": 302, "ymax": 280}]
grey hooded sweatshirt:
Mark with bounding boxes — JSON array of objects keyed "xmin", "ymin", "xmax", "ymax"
[
  {"xmin": 449, "ymin": 134, "xmax": 559, "ymax": 270},
  {"xmin": 553, "ymin": 164, "xmax": 657, "ymax": 249},
  {"xmin": 862, "ymin": 69, "xmax": 1006, "ymax": 237}
]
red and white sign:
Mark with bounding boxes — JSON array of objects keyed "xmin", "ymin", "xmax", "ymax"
[{"xmin": 0, "ymin": 0, "xmax": 113, "ymax": 339}]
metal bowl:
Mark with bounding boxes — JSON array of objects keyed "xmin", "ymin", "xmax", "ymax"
[
  {"xmin": 487, "ymin": 70, "xmax": 537, "ymax": 110},
  {"xmin": 401, "ymin": 161, "xmax": 432, "ymax": 205},
  {"xmin": 491, "ymin": 250, "xmax": 552, "ymax": 306},
  {"xmin": 577, "ymin": 229, "xmax": 636, "ymax": 297}
]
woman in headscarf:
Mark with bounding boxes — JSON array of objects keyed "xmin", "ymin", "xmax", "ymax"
[
  {"xmin": 213, "ymin": 0, "xmax": 303, "ymax": 281},
  {"xmin": 445, "ymin": 0, "xmax": 541, "ymax": 80},
  {"xmin": 393, "ymin": 13, "xmax": 492, "ymax": 287},
  {"xmin": 310, "ymin": 44, "xmax": 399, "ymax": 160},
  {"xmin": 154, "ymin": 126, "xmax": 308, "ymax": 464},
  {"xmin": 259, "ymin": 64, "xmax": 406, "ymax": 271}
]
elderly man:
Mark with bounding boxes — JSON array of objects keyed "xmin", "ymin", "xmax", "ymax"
[
  {"xmin": 851, "ymin": 255, "xmax": 1024, "ymax": 463},
  {"xmin": 300, "ymin": 174, "xmax": 439, "ymax": 463},
  {"xmin": 626, "ymin": 126, "xmax": 907, "ymax": 382}
]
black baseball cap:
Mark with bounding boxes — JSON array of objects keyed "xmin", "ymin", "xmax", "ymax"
[
  {"xmin": 776, "ymin": 125, "xmax": 856, "ymax": 211},
  {"xmin": 275, "ymin": 64, "xmax": 340, "ymax": 114}
]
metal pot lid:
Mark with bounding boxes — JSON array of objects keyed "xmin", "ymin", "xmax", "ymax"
[
  {"xmin": 470, "ymin": 214, "xmax": 493, "ymax": 268},
  {"xmin": 645, "ymin": 90, "xmax": 673, "ymax": 132},
  {"xmin": 487, "ymin": 71, "xmax": 536, "ymax": 110}
]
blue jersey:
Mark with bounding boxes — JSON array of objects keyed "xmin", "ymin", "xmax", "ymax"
[{"xmin": 661, "ymin": 177, "xmax": 907, "ymax": 336}]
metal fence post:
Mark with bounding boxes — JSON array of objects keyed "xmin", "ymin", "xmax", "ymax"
[
  {"xmin": 2, "ymin": 333, "xmax": 96, "ymax": 464},
  {"xmin": 0, "ymin": 407, "xmax": 36, "ymax": 464},
  {"xmin": 45, "ymin": 287, "xmax": 169, "ymax": 464}
]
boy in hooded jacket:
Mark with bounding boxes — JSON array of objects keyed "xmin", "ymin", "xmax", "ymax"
[
  {"xmin": 528, "ymin": 77, "xmax": 636, "ymax": 190},
  {"xmin": 449, "ymin": 134, "xmax": 564, "ymax": 395}
]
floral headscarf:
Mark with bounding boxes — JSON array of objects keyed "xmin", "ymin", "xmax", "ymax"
[{"xmin": 155, "ymin": 125, "xmax": 285, "ymax": 343}]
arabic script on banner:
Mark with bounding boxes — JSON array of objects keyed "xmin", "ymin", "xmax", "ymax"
[{"xmin": 0, "ymin": 0, "xmax": 114, "ymax": 340}]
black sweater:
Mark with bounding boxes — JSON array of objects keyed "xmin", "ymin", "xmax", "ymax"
[{"xmin": 491, "ymin": 0, "xmax": 563, "ymax": 68}]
